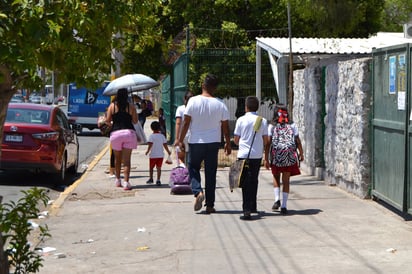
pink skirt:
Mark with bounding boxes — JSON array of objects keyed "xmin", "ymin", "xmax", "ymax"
[{"xmin": 271, "ymin": 163, "xmax": 301, "ymax": 176}]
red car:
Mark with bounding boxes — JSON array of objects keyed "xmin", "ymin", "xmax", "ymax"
[{"xmin": 1, "ymin": 103, "xmax": 80, "ymax": 183}]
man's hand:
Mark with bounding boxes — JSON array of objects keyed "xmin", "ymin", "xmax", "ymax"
[{"xmin": 224, "ymin": 142, "xmax": 232, "ymax": 155}]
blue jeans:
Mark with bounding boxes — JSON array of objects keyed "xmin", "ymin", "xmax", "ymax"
[{"xmin": 188, "ymin": 142, "xmax": 220, "ymax": 207}]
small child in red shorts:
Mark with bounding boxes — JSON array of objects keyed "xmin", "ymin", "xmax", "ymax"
[{"xmin": 145, "ymin": 121, "xmax": 171, "ymax": 185}]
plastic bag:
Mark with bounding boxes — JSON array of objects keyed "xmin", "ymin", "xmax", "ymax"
[
  {"xmin": 165, "ymin": 154, "xmax": 173, "ymax": 165},
  {"xmin": 228, "ymin": 159, "xmax": 248, "ymax": 192},
  {"xmin": 134, "ymin": 122, "xmax": 147, "ymax": 144},
  {"xmin": 97, "ymin": 112, "xmax": 112, "ymax": 137}
]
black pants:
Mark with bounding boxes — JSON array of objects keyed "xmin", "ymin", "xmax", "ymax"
[{"xmin": 240, "ymin": 158, "xmax": 262, "ymax": 213}]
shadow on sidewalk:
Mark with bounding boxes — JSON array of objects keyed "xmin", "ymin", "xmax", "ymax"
[
  {"xmin": 206, "ymin": 209, "xmax": 321, "ymax": 216},
  {"xmin": 373, "ymin": 198, "xmax": 412, "ymax": 221}
]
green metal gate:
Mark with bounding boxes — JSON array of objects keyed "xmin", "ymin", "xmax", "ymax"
[
  {"xmin": 161, "ymin": 49, "xmax": 276, "ymax": 141},
  {"xmin": 372, "ymin": 43, "xmax": 412, "ymax": 214},
  {"xmin": 161, "ymin": 53, "xmax": 189, "ymax": 143}
]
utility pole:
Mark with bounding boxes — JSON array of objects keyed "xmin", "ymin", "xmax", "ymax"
[{"xmin": 287, "ymin": 1, "xmax": 294, "ymax": 121}]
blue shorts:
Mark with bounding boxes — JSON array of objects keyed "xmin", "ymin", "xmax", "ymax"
[{"xmin": 110, "ymin": 129, "xmax": 137, "ymax": 151}]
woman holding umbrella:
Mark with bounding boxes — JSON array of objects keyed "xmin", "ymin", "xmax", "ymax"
[{"xmin": 105, "ymin": 88, "xmax": 139, "ymax": 190}]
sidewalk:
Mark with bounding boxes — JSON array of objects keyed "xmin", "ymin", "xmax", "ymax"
[{"xmin": 36, "ymin": 119, "xmax": 412, "ymax": 274}]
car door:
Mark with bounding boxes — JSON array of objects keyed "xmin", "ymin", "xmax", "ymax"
[{"xmin": 55, "ymin": 109, "xmax": 78, "ymax": 166}]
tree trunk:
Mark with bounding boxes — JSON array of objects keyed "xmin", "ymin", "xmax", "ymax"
[
  {"xmin": 0, "ymin": 67, "xmax": 15, "ymax": 273},
  {"xmin": 0, "ymin": 196, "xmax": 10, "ymax": 274},
  {"xmin": 0, "ymin": 65, "xmax": 16, "ymax": 160}
]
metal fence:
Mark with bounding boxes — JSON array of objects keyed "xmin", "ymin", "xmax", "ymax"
[{"xmin": 161, "ymin": 48, "xmax": 277, "ymax": 165}]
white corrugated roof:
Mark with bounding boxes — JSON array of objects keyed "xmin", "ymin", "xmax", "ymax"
[{"xmin": 257, "ymin": 32, "xmax": 412, "ymax": 57}]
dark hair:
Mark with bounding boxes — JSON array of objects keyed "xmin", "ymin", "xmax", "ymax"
[
  {"xmin": 115, "ymin": 88, "xmax": 129, "ymax": 112},
  {"xmin": 245, "ymin": 96, "xmax": 259, "ymax": 112},
  {"xmin": 150, "ymin": 121, "xmax": 161, "ymax": 131},
  {"xmin": 184, "ymin": 90, "xmax": 194, "ymax": 105},
  {"xmin": 203, "ymin": 74, "xmax": 219, "ymax": 91}
]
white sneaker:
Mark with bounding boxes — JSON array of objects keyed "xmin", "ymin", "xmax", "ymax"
[
  {"xmin": 122, "ymin": 181, "xmax": 132, "ymax": 190},
  {"xmin": 115, "ymin": 178, "xmax": 121, "ymax": 187}
]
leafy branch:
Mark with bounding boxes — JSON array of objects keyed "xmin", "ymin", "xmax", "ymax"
[{"xmin": 0, "ymin": 188, "xmax": 51, "ymax": 274}]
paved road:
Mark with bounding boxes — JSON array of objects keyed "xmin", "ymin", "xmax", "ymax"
[{"xmin": 0, "ymin": 130, "xmax": 108, "ymax": 205}]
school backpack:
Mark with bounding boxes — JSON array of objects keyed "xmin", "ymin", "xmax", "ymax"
[
  {"xmin": 169, "ymin": 165, "xmax": 191, "ymax": 194},
  {"xmin": 270, "ymin": 123, "xmax": 297, "ymax": 167}
]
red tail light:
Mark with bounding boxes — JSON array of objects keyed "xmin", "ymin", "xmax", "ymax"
[{"xmin": 32, "ymin": 132, "xmax": 59, "ymax": 141}]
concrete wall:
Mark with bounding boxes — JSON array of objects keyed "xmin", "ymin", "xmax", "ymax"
[
  {"xmin": 293, "ymin": 56, "xmax": 372, "ymax": 198},
  {"xmin": 222, "ymin": 56, "xmax": 372, "ymax": 198}
]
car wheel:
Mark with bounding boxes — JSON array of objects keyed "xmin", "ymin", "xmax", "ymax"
[{"xmin": 68, "ymin": 148, "xmax": 79, "ymax": 175}]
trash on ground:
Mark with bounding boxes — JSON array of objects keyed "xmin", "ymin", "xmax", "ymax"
[
  {"xmin": 137, "ymin": 245, "xmax": 149, "ymax": 251},
  {"xmin": 38, "ymin": 211, "xmax": 49, "ymax": 219},
  {"xmin": 386, "ymin": 248, "xmax": 397, "ymax": 253},
  {"xmin": 41, "ymin": 247, "xmax": 57, "ymax": 253},
  {"xmin": 54, "ymin": 253, "xmax": 66, "ymax": 259},
  {"xmin": 137, "ymin": 227, "xmax": 146, "ymax": 232},
  {"xmin": 73, "ymin": 239, "xmax": 94, "ymax": 244},
  {"xmin": 29, "ymin": 221, "xmax": 39, "ymax": 228}
]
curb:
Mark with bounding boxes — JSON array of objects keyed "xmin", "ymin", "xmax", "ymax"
[{"xmin": 49, "ymin": 144, "xmax": 110, "ymax": 215}]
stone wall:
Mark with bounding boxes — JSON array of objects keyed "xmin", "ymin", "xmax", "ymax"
[{"xmin": 293, "ymin": 56, "xmax": 372, "ymax": 198}]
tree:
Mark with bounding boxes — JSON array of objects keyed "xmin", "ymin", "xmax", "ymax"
[
  {"xmin": 0, "ymin": 0, "xmax": 160, "ymax": 158},
  {"xmin": 0, "ymin": 1, "xmax": 160, "ymax": 272},
  {"xmin": 381, "ymin": 0, "xmax": 412, "ymax": 31},
  {"xmin": 123, "ymin": 0, "xmax": 390, "ymax": 81}
]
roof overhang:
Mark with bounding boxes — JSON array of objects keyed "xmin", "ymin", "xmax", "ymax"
[{"xmin": 256, "ymin": 32, "xmax": 412, "ymax": 58}]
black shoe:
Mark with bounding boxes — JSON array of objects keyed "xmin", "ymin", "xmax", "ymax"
[
  {"xmin": 272, "ymin": 200, "xmax": 280, "ymax": 211},
  {"xmin": 206, "ymin": 206, "xmax": 216, "ymax": 214},
  {"xmin": 251, "ymin": 209, "xmax": 257, "ymax": 214},
  {"xmin": 280, "ymin": 207, "xmax": 288, "ymax": 215},
  {"xmin": 243, "ymin": 211, "xmax": 252, "ymax": 220}
]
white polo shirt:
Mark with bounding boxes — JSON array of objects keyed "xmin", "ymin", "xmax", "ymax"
[{"xmin": 234, "ymin": 112, "xmax": 268, "ymax": 159}]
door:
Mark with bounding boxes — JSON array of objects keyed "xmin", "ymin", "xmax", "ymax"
[{"xmin": 372, "ymin": 44, "xmax": 410, "ymax": 212}]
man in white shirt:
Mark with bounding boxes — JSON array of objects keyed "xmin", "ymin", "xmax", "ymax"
[{"xmin": 178, "ymin": 74, "xmax": 232, "ymax": 214}]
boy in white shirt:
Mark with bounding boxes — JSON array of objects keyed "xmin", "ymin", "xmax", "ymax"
[
  {"xmin": 234, "ymin": 96, "xmax": 268, "ymax": 219},
  {"xmin": 145, "ymin": 121, "xmax": 171, "ymax": 185}
]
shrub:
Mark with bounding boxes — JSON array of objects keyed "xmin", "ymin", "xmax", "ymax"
[{"xmin": 0, "ymin": 188, "xmax": 50, "ymax": 274}]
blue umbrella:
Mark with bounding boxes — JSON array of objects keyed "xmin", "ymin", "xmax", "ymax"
[{"xmin": 102, "ymin": 74, "xmax": 159, "ymax": 96}]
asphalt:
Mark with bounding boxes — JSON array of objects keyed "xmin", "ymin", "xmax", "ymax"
[{"xmin": 34, "ymin": 118, "xmax": 412, "ymax": 274}]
